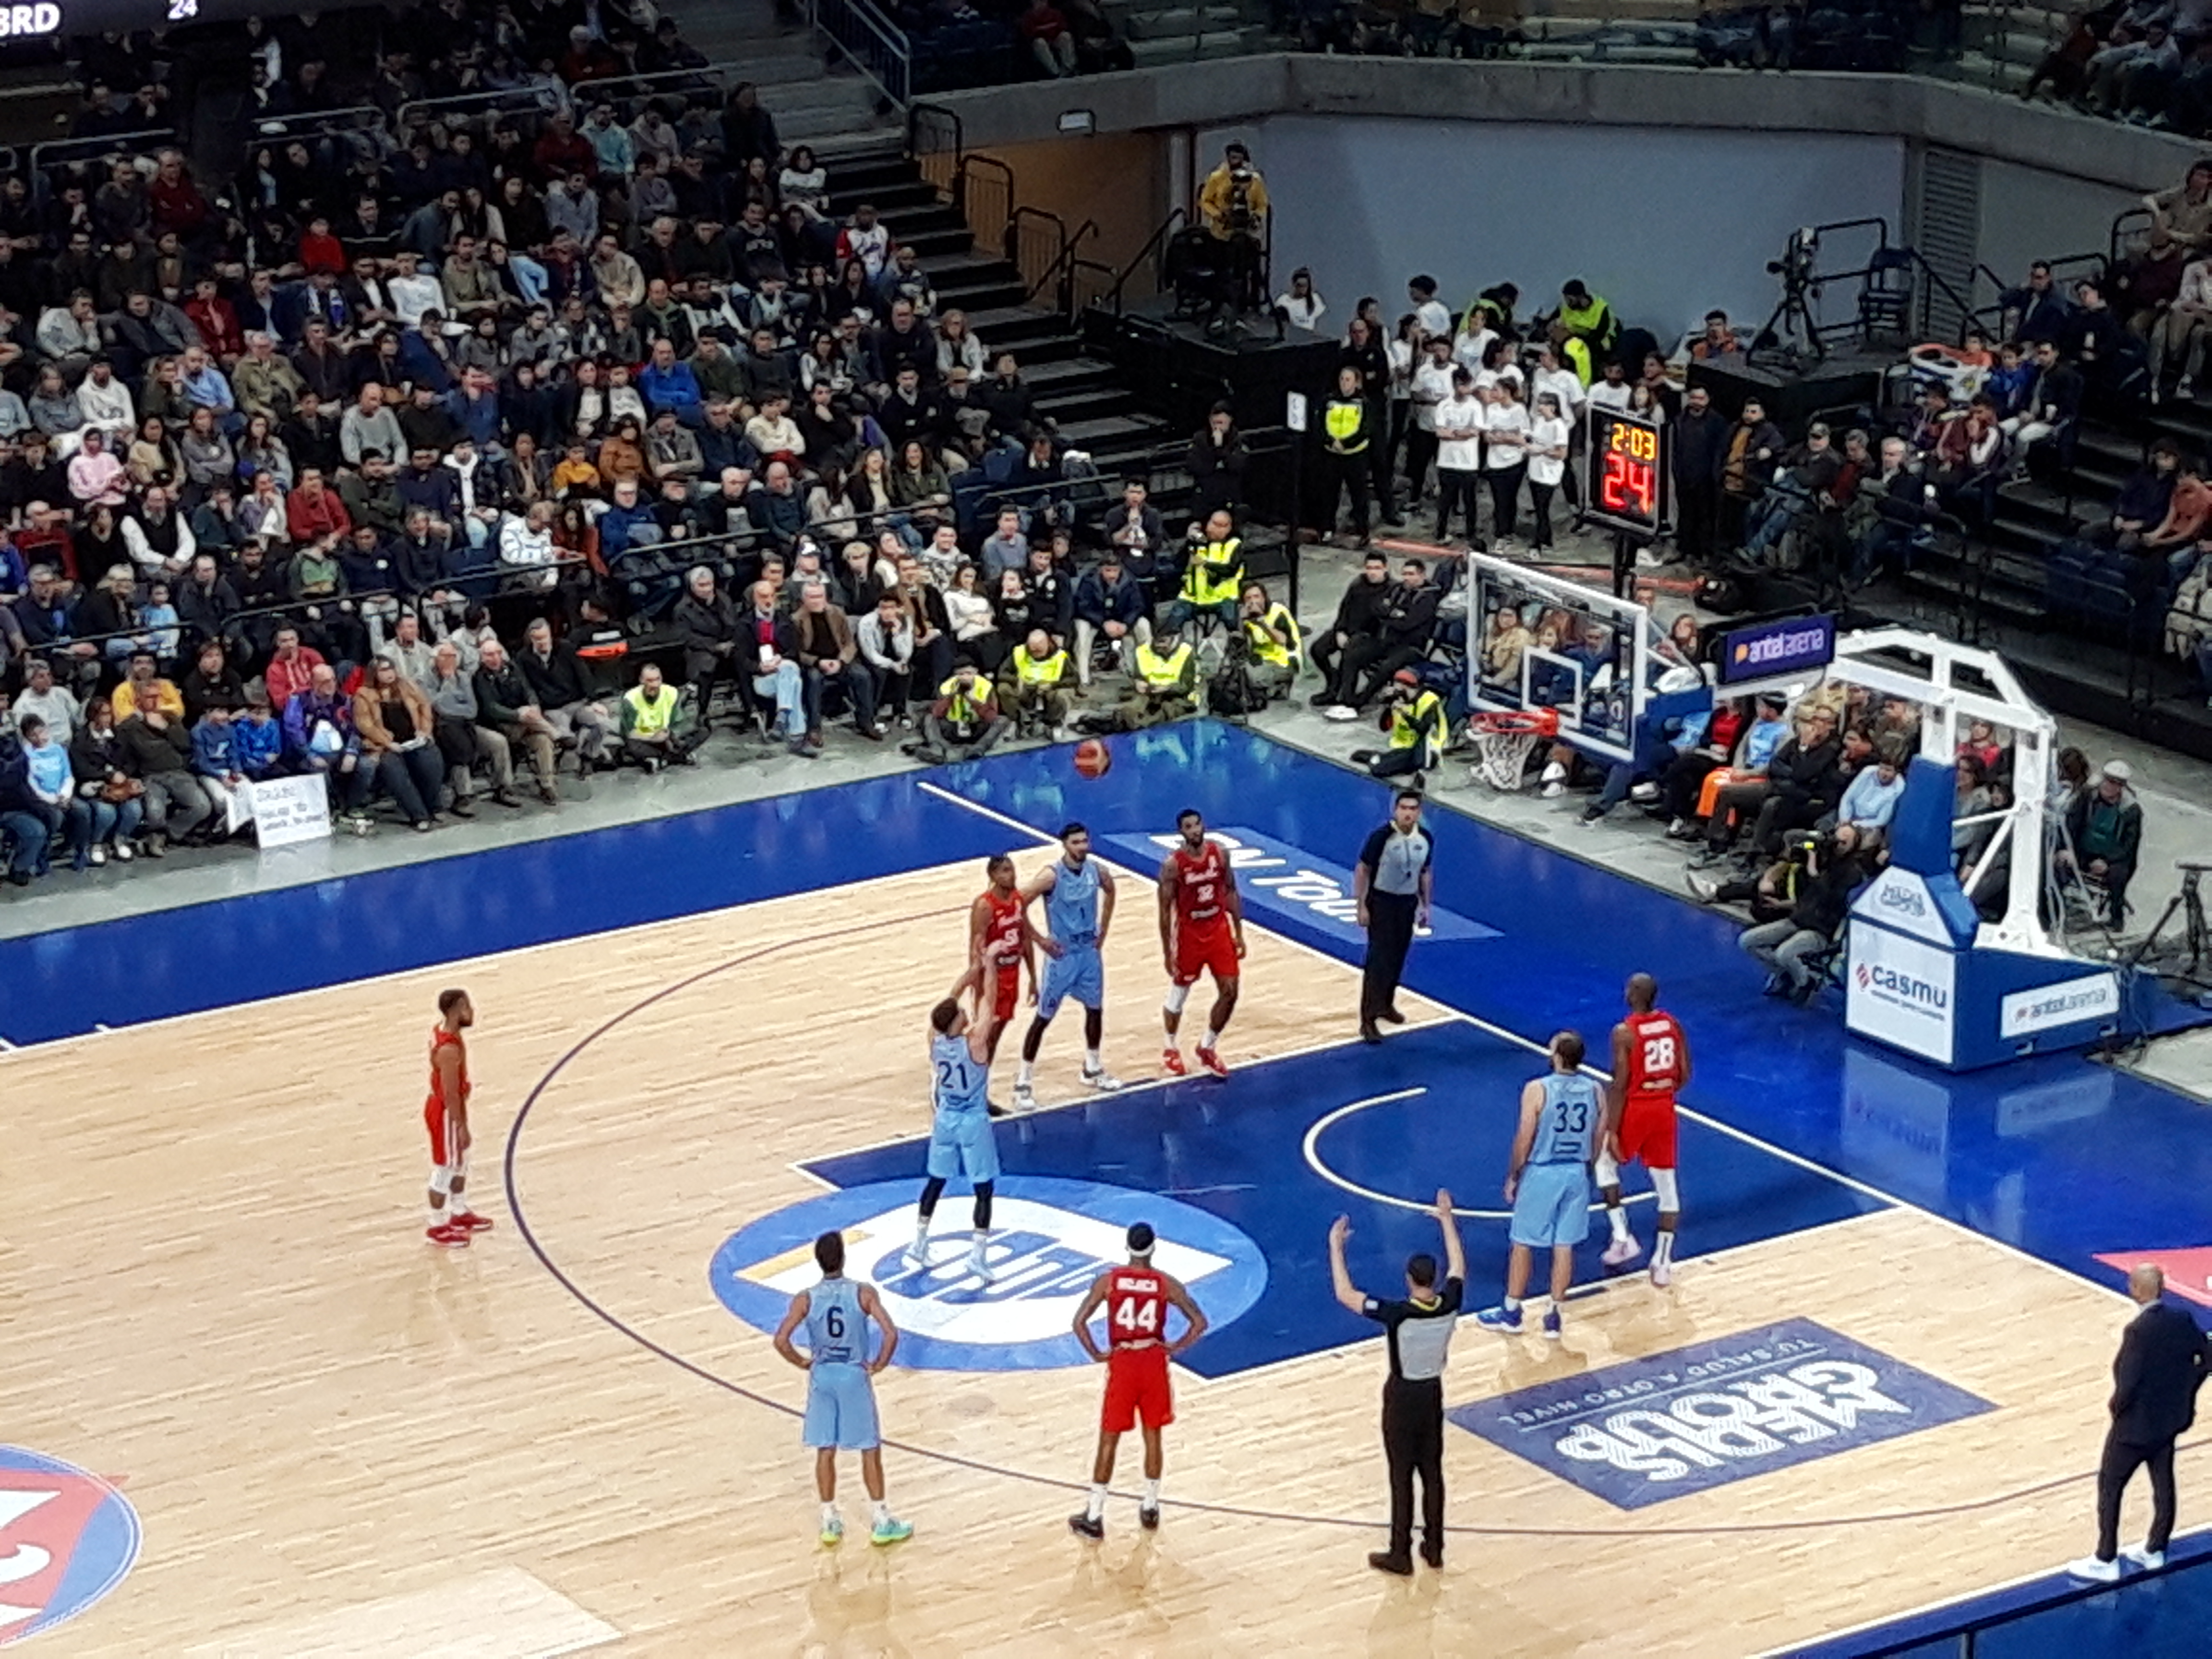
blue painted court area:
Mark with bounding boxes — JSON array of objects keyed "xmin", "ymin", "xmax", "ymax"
[
  {"xmin": 806, "ymin": 1019, "xmax": 1886, "ymax": 1378},
  {"xmin": 12, "ymin": 717, "xmax": 2212, "ymax": 1314}
]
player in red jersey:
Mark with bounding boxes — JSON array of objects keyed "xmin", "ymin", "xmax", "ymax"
[
  {"xmin": 1597, "ymin": 973, "xmax": 1689, "ymax": 1286},
  {"xmin": 1156, "ymin": 807, "xmax": 1245, "ymax": 1078},
  {"xmin": 968, "ymin": 854, "xmax": 1048, "ymax": 1066},
  {"xmin": 1067, "ymin": 1221, "xmax": 1209, "ymax": 1539},
  {"xmin": 423, "ymin": 988, "xmax": 491, "ymax": 1247}
]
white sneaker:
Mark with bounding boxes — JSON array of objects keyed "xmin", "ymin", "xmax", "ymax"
[
  {"xmin": 88, "ymin": 845, "xmax": 107, "ymax": 866},
  {"xmin": 1540, "ymin": 760, "xmax": 1566, "ymax": 784},
  {"xmin": 906, "ymin": 1241, "xmax": 931, "ymax": 1269},
  {"xmin": 2122, "ymin": 1543, "xmax": 2166, "ymax": 1570},
  {"xmin": 1012, "ymin": 1081, "xmax": 1036, "ymax": 1112},
  {"xmin": 2066, "ymin": 1555, "xmax": 2121, "ymax": 1583},
  {"xmin": 1629, "ymin": 782, "xmax": 1659, "ymax": 803},
  {"xmin": 110, "ymin": 840, "xmax": 133, "ymax": 862},
  {"xmin": 966, "ymin": 1248, "xmax": 991, "ymax": 1281},
  {"xmin": 1650, "ymin": 1259, "xmax": 1672, "ymax": 1288},
  {"xmin": 1540, "ymin": 780, "xmax": 1565, "ymax": 799},
  {"xmin": 1599, "ymin": 1236, "xmax": 1642, "ymax": 1267},
  {"xmin": 1082, "ymin": 1066, "xmax": 1123, "ymax": 1091},
  {"xmin": 1323, "ymin": 704, "xmax": 1360, "ymax": 722}
]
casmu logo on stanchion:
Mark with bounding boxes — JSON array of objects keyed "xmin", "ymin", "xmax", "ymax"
[
  {"xmin": 710, "ymin": 1177, "xmax": 1267, "ymax": 1371},
  {"xmin": 1449, "ymin": 1318, "xmax": 1992, "ymax": 1509},
  {"xmin": 1101, "ymin": 828, "xmax": 1499, "ymax": 948}
]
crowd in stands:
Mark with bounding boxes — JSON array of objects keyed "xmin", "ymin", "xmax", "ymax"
[{"xmin": 0, "ymin": 61, "xmax": 1325, "ymax": 888}]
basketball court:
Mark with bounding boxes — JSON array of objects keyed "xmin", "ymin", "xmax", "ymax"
[{"xmin": 7, "ymin": 720, "xmax": 2212, "ymax": 1656}]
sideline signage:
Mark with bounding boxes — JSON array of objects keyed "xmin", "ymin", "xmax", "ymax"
[
  {"xmin": 1718, "ymin": 613, "xmax": 1837, "ymax": 686},
  {"xmin": 1846, "ymin": 918, "xmax": 1958, "ymax": 1067},
  {"xmin": 1449, "ymin": 1317, "xmax": 1992, "ymax": 1509}
]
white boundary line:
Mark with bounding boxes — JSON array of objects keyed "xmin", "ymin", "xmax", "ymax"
[
  {"xmin": 918, "ymin": 777, "xmax": 2137, "ymax": 1309},
  {"xmin": 1300, "ymin": 1086, "xmax": 1657, "ymax": 1220}
]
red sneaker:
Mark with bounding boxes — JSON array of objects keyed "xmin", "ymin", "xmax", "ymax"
[
  {"xmin": 1195, "ymin": 1046, "xmax": 1230, "ymax": 1078},
  {"xmin": 1161, "ymin": 1048, "xmax": 1186, "ymax": 1076},
  {"xmin": 425, "ymin": 1223, "xmax": 470, "ymax": 1248},
  {"xmin": 452, "ymin": 1212, "xmax": 494, "ymax": 1232}
]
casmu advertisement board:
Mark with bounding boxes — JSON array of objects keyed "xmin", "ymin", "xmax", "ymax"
[{"xmin": 1846, "ymin": 920, "xmax": 1957, "ymax": 1066}]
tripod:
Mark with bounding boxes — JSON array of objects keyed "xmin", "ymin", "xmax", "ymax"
[{"xmin": 2132, "ymin": 864, "xmax": 2212, "ymax": 987}]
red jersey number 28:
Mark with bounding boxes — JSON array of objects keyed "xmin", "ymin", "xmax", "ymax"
[{"xmin": 1641, "ymin": 1035, "xmax": 1678, "ymax": 1079}]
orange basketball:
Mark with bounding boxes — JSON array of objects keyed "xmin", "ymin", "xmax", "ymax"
[{"xmin": 1073, "ymin": 738, "xmax": 1112, "ymax": 780}]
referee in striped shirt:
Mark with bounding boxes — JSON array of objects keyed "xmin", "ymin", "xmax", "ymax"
[
  {"xmin": 1354, "ymin": 789, "xmax": 1435, "ymax": 1044},
  {"xmin": 1329, "ymin": 1190, "xmax": 1465, "ymax": 1575}
]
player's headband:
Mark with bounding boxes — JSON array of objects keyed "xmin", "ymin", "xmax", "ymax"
[{"xmin": 1127, "ymin": 1222, "xmax": 1156, "ymax": 1257}]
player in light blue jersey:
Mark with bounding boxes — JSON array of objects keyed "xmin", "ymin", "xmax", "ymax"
[
  {"xmin": 772, "ymin": 1230, "xmax": 913, "ymax": 1548},
  {"xmin": 1479, "ymin": 1031, "xmax": 1600, "ymax": 1340},
  {"xmin": 912, "ymin": 963, "xmax": 1003, "ymax": 1279},
  {"xmin": 1013, "ymin": 822, "xmax": 1124, "ymax": 1110}
]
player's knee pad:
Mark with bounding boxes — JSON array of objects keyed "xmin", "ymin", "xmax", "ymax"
[
  {"xmin": 428, "ymin": 1165, "xmax": 453, "ymax": 1196},
  {"xmin": 1163, "ymin": 982, "xmax": 1190, "ymax": 1015},
  {"xmin": 1593, "ymin": 1152, "xmax": 1622, "ymax": 1189},
  {"xmin": 1651, "ymin": 1167, "xmax": 1680, "ymax": 1213}
]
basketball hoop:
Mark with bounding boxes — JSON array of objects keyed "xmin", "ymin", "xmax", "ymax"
[{"xmin": 1467, "ymin": 707, "xmax": 1560, "ymax": 791}]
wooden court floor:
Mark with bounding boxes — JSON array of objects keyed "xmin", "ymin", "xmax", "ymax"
[{"xmin": 0, "ymin": 854, "xmax": 2175, "ymax": 1657}]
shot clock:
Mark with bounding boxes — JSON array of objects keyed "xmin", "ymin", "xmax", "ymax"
[{"xmin": 1584, "ymin": 405, "xmax": 1665, "ymax": 538}]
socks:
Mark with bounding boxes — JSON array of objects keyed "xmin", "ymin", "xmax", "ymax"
[
  {"xmin": 1085, "ymin": 1047, "xmax": 1102, "ymax": 1072},
  {"xmin": 1086, "ymin": 1482, "xmax": 1107, "ymax": 1521},
  {"xmin": 1654, "ymin": 1230, "xmax": 1676, "ymax": 1267},
  {"xmin": 1606, "ymin": 1206, "xmax": 1632, "ymax": 1244},
  {"xmin": 1503, "ymin": 1295, "xmax": 1522, "ymax": 1313},
  {"xmin": 1201, "ymin": 1028, "xmax": 1220, "ymax": 1050},
  {"xmin": 1142, "ymin": 1478, "xmax": 1161, "ymax": 1507},
  {"xmin": 427, "ymin": 1204, "xmax": 444, "ymax": 1227},
  {"xmin": 822, "ymin": 1502, "xmax": 838, "ymax": 1526},
  {"xmin": 913, "ymin": 1218, "xmax": 931, "ymax": 1254},
  {"xmin": 1017, "ymin": 1059, "xmax": 1035, "ymax": 1087},
  {"xmin": 873, "ymin": 1499, "xmax": 891, "ymax": 1525},
  {"xmin": 449, "ymin": 1190, "xmax": 473, "ymax": 1219},
  {"xmin": 970, "ymin": 1228, "xmax": 989, "ymax": 1261}
]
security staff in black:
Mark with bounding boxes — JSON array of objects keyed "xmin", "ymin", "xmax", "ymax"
[
  {"xmin": 1353, "ymin": 789, "xmax": 1434, "ymax": 1043},
  {"xmin": 1322, "ymin": 363, "xmax": 1374, "ymax": 543},
  {"xmin": 1328, "ymin": 1190, "xmax": 1465, "ymax": 1575}
]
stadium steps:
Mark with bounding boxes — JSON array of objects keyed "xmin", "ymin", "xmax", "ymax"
[{"xmin": 822, "ymin": 145, "xmax": 1188, "ymax": 479}]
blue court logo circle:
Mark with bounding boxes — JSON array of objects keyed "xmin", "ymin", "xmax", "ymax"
[
  {"xmin": 710, "ymin": 1177, "xmax": 1269, "ymax": 1371},
  {"xmin": 0, "ymin": 1445, "xmax": 141, "ymax": 1647}
]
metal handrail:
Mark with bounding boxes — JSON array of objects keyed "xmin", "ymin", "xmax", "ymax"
[
  {"xmin": 1104, "ymin": 206, "xmax": 1188, "ymax": 316},
  {"xmin": 242, "ymin": 106, "xmax": 388, "ymax": 149},
  {"xmin": 395, "ymin": 88, "xmax": 565, "ymax": 138},
  {"xmin": 807, "ymin": 0, "xmax": 913, "ymax": 108},
  {"xmin": 957, "ymin": 154, "xmax": 1014, "ymax": 262},
  {"xmin": 28, "ymin": 129, "xmax": 180, "ymax": 201}
]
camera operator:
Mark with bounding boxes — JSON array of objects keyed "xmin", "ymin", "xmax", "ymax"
[
  {"xmin": 1199, "ymin": 144, "xmax": 1270, "ymax": 320},
  {"xmin": 1351, "ymin": 668, "xmax": 1448, "ymax": 783},
  {"xmin": 1737, "ymin": 823, "xmax": 1867, "ymax": 1002}
]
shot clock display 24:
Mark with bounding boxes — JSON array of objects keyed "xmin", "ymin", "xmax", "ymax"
[{"xmin": 1585, "ymin": 405, "xmax": 1665, "ymax": 538}]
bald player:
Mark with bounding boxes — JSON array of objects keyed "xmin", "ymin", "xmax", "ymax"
[{"xmin": 1597, "ymin": 973, "xmax": 1689, "ymax": 1286}]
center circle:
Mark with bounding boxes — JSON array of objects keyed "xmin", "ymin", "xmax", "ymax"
[{"xmin": 709, "ymin": 1176, "xmax": 1270, "ymax": 1371}]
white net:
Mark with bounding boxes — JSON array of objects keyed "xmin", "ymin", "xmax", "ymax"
[{"xmin": 1471, "ymin": 724, "xmax": 1546, "ymax": 791}]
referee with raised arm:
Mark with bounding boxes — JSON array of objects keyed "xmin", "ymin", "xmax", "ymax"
[
  {"xmin": 1328, "ymin": 1190, "xmax": 1465, "ymax": 1575},
  {"xmin": 1354, "ymin": 789, "xmax": 1434, "ymax": 1044}
]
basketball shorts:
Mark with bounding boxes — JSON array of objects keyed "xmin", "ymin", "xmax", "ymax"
[
  {"xmin": 1038, "ymin": 943, "xmax": 1104, "ymax": 1020},
  {"xmin": 803, "ymin": 1363, "xmax": 881, "ymax": 1450},
  {"xmin": 1173, "ymin": 921, "xmax": 1238, "ymax": 987},
  {"xmin": 925, "ymin": 1108, "xmax": 1000, "ymax": 1183},
  {"xmin": 1510, "ymin": 1163, "xmax": 1592, "ymax": 1250},
  {"xmin": 423, "ymin": 1097, "xmax": 459, "ymax": 1169},
  {"xmin": 1102, "ymin": 1345, "xmax": 1173, "ymax": 1433},
  {"xmin": 992, "ymin": 963, "xmax": 1021, "ymax": 1023},
  {"xmin": 1617, "ymin": 1095, "xmax": 1679, "ymax": 1170}
]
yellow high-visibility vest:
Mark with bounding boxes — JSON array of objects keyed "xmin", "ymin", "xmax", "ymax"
[
  {"xmin": 938, "ymin": 674, "xmax": 989, "ymax": 721},
  {"xmin": 1012, "ymin": 645, "xmax": 1069, "ymax": 686},
  {"xmin": 1388, "ymin": 688, "xmax": 1444, "ymax": 757},
  {"xmin": 1323, "ymin": 397, "xmax": 1368, "ymax": 451},
  {"xmin": 1243, "ymin": 602, "xmax": 1300, "ymax": 668},
  {"xmin": 1179, "ymin": 537, "xmax": 1243, "ymax": 607},
  {"xmin": 624, "ymin": 683, "xmax": 679, "ymax": 737},
  {"xmin": 1133, "ymin": 639, "xmax": 1192, "ymax": 689}
]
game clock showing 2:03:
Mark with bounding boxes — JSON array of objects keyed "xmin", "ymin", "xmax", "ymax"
[{"xmin": 1585, "ymin": 406, "xmax": 1665, "ymax": 539}]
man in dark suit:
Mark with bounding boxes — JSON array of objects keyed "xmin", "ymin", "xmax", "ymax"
[{"xmin": 2069, "ymin": 1263, "xmax": 2212, "ymax": 1581}]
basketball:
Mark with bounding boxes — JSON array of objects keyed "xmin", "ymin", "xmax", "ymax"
[{"xmin": 1074, "ymin": 739, "xmax": 1112, "ymax": 780}]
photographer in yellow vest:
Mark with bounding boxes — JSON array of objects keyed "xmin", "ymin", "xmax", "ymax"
[
  {"xmin": 1164, "ymin": 509, "xmax": 1245, "ymax": 637},
  {"xmin": 1238, "ymin": 580, "xmax": 1302, "ymax": 703},
  {"xmin": 997, "ymin": 627, "xmax": 1073, "ymax": 739},
  {"xmin": 1349, "ymin": 667, "xmax": 1448, "ymax": 783},
  {"xmin": 1078, "ymin": 618, "xmax": 1200, "ymax": 734},
  {"xmin": 619, "ymin": 663, "xmax": 706, "ymax": 772}
]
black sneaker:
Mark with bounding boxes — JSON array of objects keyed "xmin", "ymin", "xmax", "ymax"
[
  {"xmin": 1069, "ymin": 1513, "xmax": 1104, "ymax": 1540},
  {"xmin": 1139, "ymin": 1504, "xmax": 1160, "ymax": 1531},
  {"xmin": 1420, "ymin": 1542, "xmax": 1444, "ymax": 1569},
  {"xmin": 1368, "ymin": 1551, "xmax": 1414, "ymax": 1576}
]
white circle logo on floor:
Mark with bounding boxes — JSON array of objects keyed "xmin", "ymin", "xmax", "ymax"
[{"xmin": 710, "ymin": 1177, "xmax": 1268, "ymax": 1370}]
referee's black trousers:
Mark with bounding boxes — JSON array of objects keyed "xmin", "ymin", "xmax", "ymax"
[
  {"xmin": 1382, "ymin": 1376, "xmax": 1445, "ymax": 1559},
  {"xmin": 2096, "ymin": 1429, "xmax": 2177, "ymax": 1558},
  {"xmin": 1362, "ymin": 889, "xmax": 1418, "ymax": 1024}
]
